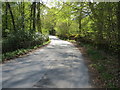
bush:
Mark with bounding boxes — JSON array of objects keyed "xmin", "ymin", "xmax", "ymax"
[{"xmin": 2, "ymin": 31, "xmax": 49, "ymax": 53}]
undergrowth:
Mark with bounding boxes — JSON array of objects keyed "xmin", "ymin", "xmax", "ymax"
[
  {"xmin": 1, "ymin": 40, "xmax": 50, "ymax": 63},
  {"xmin": 79, "ymin": 42, "xmax": 119, "ymax": 88},
  {"xmin": 65, "ymin": 37, "xmax": 119, "ymax": 88}
]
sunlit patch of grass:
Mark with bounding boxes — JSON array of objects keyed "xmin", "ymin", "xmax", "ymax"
[{"xmin": 67, "ymin": 39, "xmax": 76, "ymax": 43}]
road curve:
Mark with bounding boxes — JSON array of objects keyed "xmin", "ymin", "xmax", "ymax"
[{"xmin": 2, "ymin": 35, "xmax": 91, "ymax": 88}]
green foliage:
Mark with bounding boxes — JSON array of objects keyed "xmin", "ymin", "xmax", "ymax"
[
  {"xmin": 81, "ymin": 42, "xmax": 119, "ymax": 88},
  {"xmin": 106, "ymin": 82, "xmax": 116, "ymax": 88},
  {"xmin": 49, "ymin": 29, "xmax": 56, "ymax": 35},
  {"xmin": 2, "ymin": 30, "xmax": 49, "ymax": 53},
  {"xmin": 2, "ymin": 2, "xmax": 119, "ymax": 55},
  {"xmin": 2, "ymin": 40, "xmax": 50, "ymax": 61},
  {"xmin": 56, "ymin": 22, "xmax": 69, "ymax": 38},
  {"xmin": 2, "ymin": 2, "xmax": 49, "ymax": 57},
  {"xmin": 2, "ymin": 1, "xmax": 119, "ymax": 88},
  {"xmin": 87, "ymin": 48, "xmax": 106, "ymax": 61},
  {"xmin": 101, "ymin": 72, "xmax": 114, "ymax": 80}
]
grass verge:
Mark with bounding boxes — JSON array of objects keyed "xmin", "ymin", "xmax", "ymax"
[
  {"xmin": 69, "ymin": 40, "xmax": 119, "ymax": 88},
  {"xmin": 80, "ymin": 42, "xmax": 119, "ymax": 88},
  {"xmin": 1, "ymin": 40, "xmax": 51, "ymax": 63}
]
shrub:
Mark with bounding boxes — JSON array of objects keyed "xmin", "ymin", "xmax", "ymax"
[{"xmin": 2, "ymin": 31, "xmax": 49, "ymax": 53}]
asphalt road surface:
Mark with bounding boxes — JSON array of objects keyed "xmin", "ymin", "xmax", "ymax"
[{"xmin": 2, "ymin": 35, "xmax": 91, "ymax": 88}]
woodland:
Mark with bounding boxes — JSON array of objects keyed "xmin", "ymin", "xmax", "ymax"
[{"xmin": 2, "ymin": 1, "xmax": 120, "ymax": 88}]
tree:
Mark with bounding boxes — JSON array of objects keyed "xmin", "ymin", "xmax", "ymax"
[
  {"xmin": 37, "ymin": 2, "xmax": 42, "ymax": 33},
  {"xmin": 33, "ymin": 2, "xmax": 36, "ymax": 31},
  {"xmin": 5, "ymin": 3, "xmax": 8, "ymax": 30},
  {"xmin": 6, "ymin": 2, "xmax": 16, "ymax": 31}
]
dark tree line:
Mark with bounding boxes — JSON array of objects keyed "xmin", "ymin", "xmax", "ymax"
[{"xmin": 2, "ymin": 2, "xmax": 48, "ymax": 53}]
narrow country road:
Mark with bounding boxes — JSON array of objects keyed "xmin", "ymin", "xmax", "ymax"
[{"xmin": 2, "ymin": 36, "xmax": 91, "ymax": 88}]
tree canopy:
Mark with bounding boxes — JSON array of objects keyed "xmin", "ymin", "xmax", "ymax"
[{"xmin": 2, "ymin": 1, "xmax": 119, "ymax": 54}]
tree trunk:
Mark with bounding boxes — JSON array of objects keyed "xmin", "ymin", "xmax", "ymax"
[
  {"xmin": 22, "ymin": 2, "xmax": 25, "ymax": 30},
  {"xmin": 33, "ymin": 2, "xmax": 36, "ymax": 31},
  {"xmin": 117, "ymin": 2, "xmax": 120, "ymax": 42},
  {"xmin": 78, "ymin": 2, "xmax": 84, "ymax": 34},
  {"xmin": 5, "ymin": 3, "xmax": 8, "ymax": 30},
  {"xmin": 78, "ymin": 10, "xmax": 82, "ymax": 33},
  {"xmin": 30, "ymin": 4, "xmax": 32, "ymax": 31},
  {"xmin": 6, "ymin": 2, "xmax": 16, "ymax": 31},
  {"xmin": 117, "ymin": 2, "xmax": 120, "ymax": 64},
  {"xmin": 37, "ymin": 2, "xmax": 42, "ymax": 33}
]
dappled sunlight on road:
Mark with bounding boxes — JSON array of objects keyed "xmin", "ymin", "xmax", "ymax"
[{"xmin": 2, "ymin": 35, "xmax": 91, "ymax": 88}]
